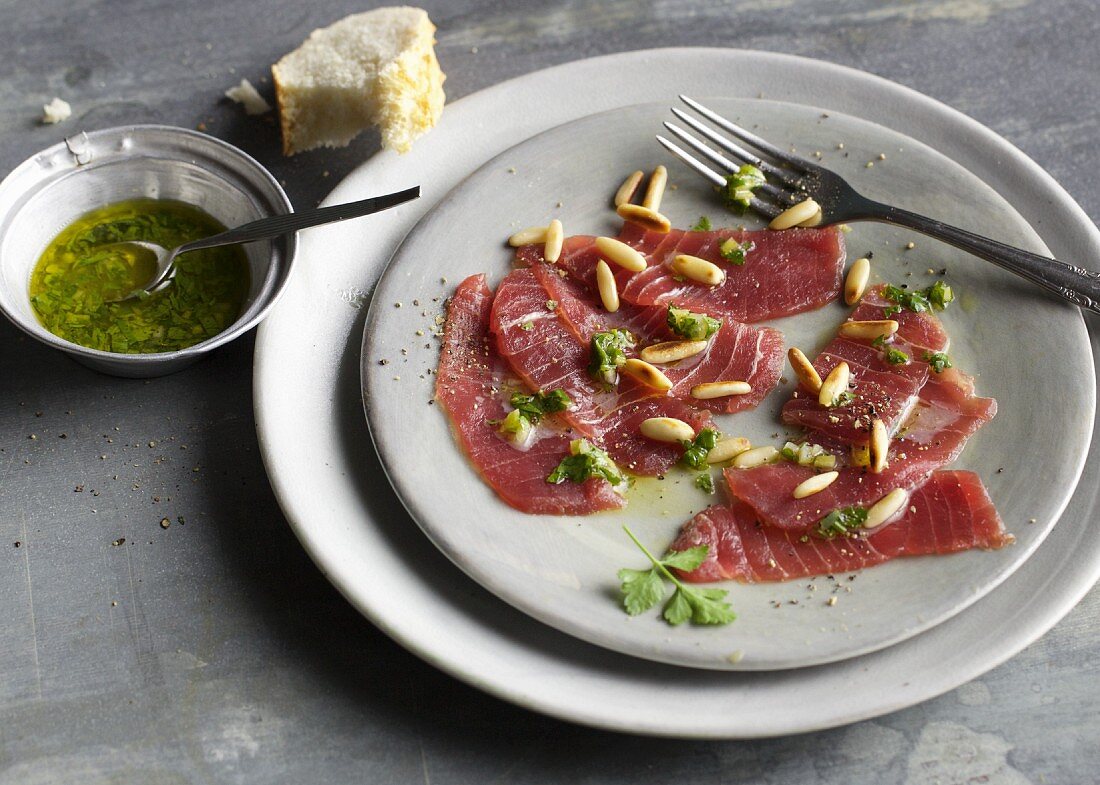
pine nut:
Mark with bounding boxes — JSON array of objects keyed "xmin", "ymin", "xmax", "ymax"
[
  {"xmin": 614, "ymin": 170, "xmax": 644, "ymax": 207},
  {"xmin": 671, "ymin": 254, "xmax": 725, "ymax": 286},
  {"xmin": 544, "ymin": 219, "xmax": 564, "ymax": 263},
  {"xmin": 788, "ymin": 347, "xmax": 822, "ymax": 394},
  {"xmin": 733, "ymin": 445, "xmax": 780, "ymax": 469},
  {"xmin": 818, "ymin": 361, "xmax": 850, "ymax": 407},
  {"xmin": 838, "ymin": 319, "xmax": 898, "ymax": 341},
  {"xmin": 639, "ymin": 416, "xmax": 695, "ymax": 443},
  {"xmin": 844, "ymin": 257, "xmax": 870, "ymax": 305},
  {"xmin": 792, "ymin": 470, "xmax": 839, "ymax": 499},
  {"xmin": 620, "ymin": 358, "xmax": 673, "ymax": 391},
  {"xmin": 595, "ymin": 260, "xmax": 619, "ymax": 312},
  {"xmin": 642, "ymin": 165, "xmax": 668, "ymax": 211},
  {"xmin": 507, "ymin": 225, "xmax": 549, "ymax": 247},
  {"xmin": 707, "ymin": 437, "xmax": 752, "ymax": 464},
  {"xmin": 869, "ymin": 418, "xmax": 889, "ymax": 474},
  {"xmin": 797, "ymin": 207, "xmax": 823, "ymax": 227},
  {"xmin": 640, "ymin": 340, "xmax": 708, "ymax": 364},
  {"xmin": 769, "ymin": 198, "xmax": 821, "ymax": 230},
  {"xmin": 864, "ymin": 488, "xmax": 908, "ymax": 529},
  {"xmin": 691, "ymin": 380, "xmax": 751, "ymax": 399},
  {"xmin": 617, "ymin": 203, "xmax": 672, "ymax": 233},
  {"xmin": 594, "ymin": 236, "xmax": 648, "ymax": 272}
]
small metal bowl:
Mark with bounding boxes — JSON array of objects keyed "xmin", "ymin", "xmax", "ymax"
[{"xmin": 0, "ymin": 125, "xmax": 295, "ymax": 377}]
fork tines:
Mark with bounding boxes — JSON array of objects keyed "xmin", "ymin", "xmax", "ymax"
[{"xmin": 658, "ymin": 95, "xmax": 817, "ymax": 218}]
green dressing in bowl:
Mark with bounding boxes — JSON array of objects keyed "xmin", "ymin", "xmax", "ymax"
[{"xmin": 29, "ymin": 199, "xmax": 249, "ymax": 354}]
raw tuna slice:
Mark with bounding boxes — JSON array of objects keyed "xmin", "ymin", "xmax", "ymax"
[
  {"xmin": 436, "ymin": 274, "xmax": 625, "ymax": 514},
  {"xmin": 726, "ymin": 371, "xmax": 996, "ymax": 531},
  {"xmin": 517, "ymin": 223, "xmax": 846, "ymax": 323},
  {"xmin": 490, "ymin": 268, "xmax": 712, "ymax": 476},
  {"xmin": 531, "ymin": 264, "xmax": 785, "ymax": 415},
  {"xmin": 782, "ymin": 285, "xmax": 951, "ymax": 445},
  {"xmin": 671, "ymin": 471, "xmax": 1011, "ymax": 583}
]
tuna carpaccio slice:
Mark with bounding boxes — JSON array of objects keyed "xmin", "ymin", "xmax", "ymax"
[
  {"xmin": 530, "ymin": 263, "xmax": 785, "ymax": 416},
  {"xmin": 517, "ymin": 222, "xmax": 846, "ymax": 323},
  {"xmin": 724, "ymin": 370, "xmax": 996, "ymax": 531},
  {"xmin": 782, "ymin": 284, "xmax": 952, "ymax": 445},
  {"xmin": 490, "ymin": 268, "xmax": 713, "ymax": 476},
  {"xmin": 435, "ymin": 274, "xmax": 625, "ymax": 514},
  {"xmin": 670, "ymin": 471, "xmax": 1011, "ymax": 583}
]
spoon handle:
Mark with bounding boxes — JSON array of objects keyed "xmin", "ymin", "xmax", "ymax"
[{"xmin": 175, "ymin": 186, "xmax": 421, "ymax": 254}]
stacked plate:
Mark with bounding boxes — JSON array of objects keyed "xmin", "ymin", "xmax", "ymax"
[{"xmin": 254, "ymin": 49, "xmax": 1100, "ymax": 737}]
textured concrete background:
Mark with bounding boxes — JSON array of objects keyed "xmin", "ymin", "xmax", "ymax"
[{"xmin": 1, "ymin": 0, "xmax": 1097, "ymax": 782}]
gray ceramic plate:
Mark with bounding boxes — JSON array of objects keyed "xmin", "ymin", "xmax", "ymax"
[
  {"xmin": 255, "ymin": 48, "xmax": 1100, "ymax": 735},
  {"xmin": 362, "ymin": 99, "xmax": 1093, "ymax": 670}
]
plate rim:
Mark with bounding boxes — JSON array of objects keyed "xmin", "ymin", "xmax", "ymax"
[{"xmin": 254, "ymin": 47, "xmax": 1100, "ymax": 737}]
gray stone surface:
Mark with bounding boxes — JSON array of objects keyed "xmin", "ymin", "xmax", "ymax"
[{"xmin": 0, "ymin": 0, "xmax": 1097, "ymax": 781}]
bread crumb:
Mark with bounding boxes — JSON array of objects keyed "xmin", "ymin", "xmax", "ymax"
[
  {"xmin": 225, "ymin": 79, "xmax": 272, "ymax": 115},
  {"xmin": 41, "ymin": 97, "xmax": 71, "ymax": 125}
]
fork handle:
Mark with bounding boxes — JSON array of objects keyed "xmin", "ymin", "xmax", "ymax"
[
  {"xmin": 867, "ymin": 203, "xmax": 1100, "ymax": 315},
  {"xmin": 174, "ymin": 186, "xmax": 421, "ymax": 256}
]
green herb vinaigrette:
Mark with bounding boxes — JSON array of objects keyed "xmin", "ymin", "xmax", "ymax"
[{"xmin": 29, "ymin": 199, "xmax": 249, "ymax": 353}]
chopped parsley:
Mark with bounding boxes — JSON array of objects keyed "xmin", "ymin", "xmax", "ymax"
[
  {"xmin": 927, "ymin": 280, "xmax": 954, "ymax": 309},
  {"xmin": 690, "ymin": 216, "xmax": 713, "ymax": 232},
  {"xmin": 780, "ymin": 441, "xmax": 837, "ymax": 470},
  {"xmin": 816, "ymin": 506, "xmax": 868, "ymax": 539},
  {"xmin": 871, "ymin": 334, "xmax": 887, "ymax": 348},
  {"xmin": 545, "ymin": 299, "xmax": 558, "ymax": 311},
  {"xmin": 884, "ymin": 346, "xmax": 910, "ymax": 365},
  {"xmin": 495, "ymin": 409, "xmax": 533, "ymax": 443},
  {"xmin": 588, "ymin": 328, "xmax": 634, "ymax": 385},
  {"xmin": 722, "ymin": 164, "xmax": 767, "ymax": 212},
  {"xmin": 695, "ymin": 473, "xmax": 715, "ymax": 494},
  {"xmin": 719, "ymin": 238, "xmax": 754, "ymax": 266},
  {"xmin": 546, "ymin": 439, "xmax": 624, "ymax": 486},
  {"xmin": 882, "ymin": 280, "xmax": 954, "ymax": 315},
  {"xmin": 680, "ymin": 427, "xmax": 719, "ymax": 470},
  {"xmin": 520, "ymin": 321, "xmax": 534, "ymax": 332},
  {"xmin": 618, "ymin": 526, "xmax": 736, "ymax": 626},
  {"xmin": 494, "ymin": 389, "xmax": 571, "ymax": 443},
  {"xmin": 509, "ymin": 389, "xmax": 571, "ymax": 424},
  {"xmin": 924, "ymin": 351, "xmax": 953, "ymax": 373},
  {"xmin": 667, "ymin": 305, "xmax": 721, "ymax": 341},
  {"xmin": 832, "ymin": 391, "xmax": 856, "ymax": 407}
]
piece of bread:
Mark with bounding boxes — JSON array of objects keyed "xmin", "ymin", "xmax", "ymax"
[{"xmin": 272, "ymin": 6, "xmax": 445, "ymax": 155}]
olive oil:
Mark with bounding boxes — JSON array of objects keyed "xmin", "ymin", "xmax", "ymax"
[{"xmin": 29, "ymin": 199, "xmax": 250, "ymax": 353}]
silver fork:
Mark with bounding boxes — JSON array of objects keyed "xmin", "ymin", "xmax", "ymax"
[{"xmin": 658, "ymin": 95, "xmax": 1100, "ymax": 315}]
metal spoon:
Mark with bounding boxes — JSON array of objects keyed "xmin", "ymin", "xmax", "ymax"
[{"xmin": 111, "ymin": 185, "xmax": 420, "ymax": 301}]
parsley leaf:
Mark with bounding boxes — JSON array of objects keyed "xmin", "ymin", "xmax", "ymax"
[
  {"xmin": 618, "ymin": 568, "xmax": 665, "ymax": 615},
  {"xmin": 690, "ymin": 216, "xmax": 712, "ymax": 232},
  {"xmin": 695, "ymin": 472, "xmax": 715, "ymax": 493},
  {"xmin": 719, "ymin": 238, "xmax": 754, "ymax": 266},
  {"xmin": 588, "ymin": 328, "xmax": 634, "ymax": 385},
  {"xmin": 924, "ymin": 350, "xmax": 953, "ymax": 373},
  {"xmin": 680, "ymin": 427, "xmax": 719, "ymax": 470},
  {"xmin": 667, "ymin": 305, "xmax": 721, "ymax": 341},
  {"xmin": 884, "ymin": 346, "xmax": 909, "ymax": 365},
  {"xmin": 546, "ymin": 439, "xmax": 624, "ymax": 486},
  {"xmin": 722, "ymin": 164, "xmax": 767, "ymax": 212},
  {"xmin": 618, "ymin": 527, "xmax": 736, "ymax": 626},
  {"xmin": 816, "ymin": 506, "xmax": 868, "ymax": 539}
]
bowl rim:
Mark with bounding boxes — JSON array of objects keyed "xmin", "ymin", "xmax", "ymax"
[{"xmin": 0, "ymin": 123, "xmax": 296, "ymax": 363}]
